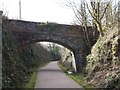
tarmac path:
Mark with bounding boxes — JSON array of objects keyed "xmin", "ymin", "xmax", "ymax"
[{"xmin": 35, "ymin": 61, "xmax": 83, "ymax": 89}]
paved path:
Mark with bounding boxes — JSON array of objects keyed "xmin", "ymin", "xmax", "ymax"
[{"xmin": 35, "ymin": 61, "xmax": 83, "ymax": 89}]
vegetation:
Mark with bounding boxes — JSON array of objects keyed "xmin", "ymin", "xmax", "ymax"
[
  {"xmin": 25, "ymin": 62, "xmax": 49, "ymax": 89},
  {"xmin": 2, "ymin": 20, "xmax": 53, "ymax": 88},
  {"xmin": 85, "ymin": 28, "xmax": 120, "ymax": 89},
  {"xmin": 1, "ymin": 0, "xmax": 119, "ymax": 89},
  {"xmin": 68, "ymin": 74, "xmax": 95, "ymax": 90},
  {"xmin": 58, "ymin": 62, "xmax": 95, "ymax": 90},
  {"xmin": 59, "ymin": 48, "xmax": 76, "ymax": 72},
  {"xmin": 64, "ymin": 0, "xmax": 120, "ymax": 89},
  {"xmin": 25, "ymin": 70, "xmax": 37, "ymax": 89},
  {"xmin": 47, "ymin": 43, "xmax": 61, "ymax": 61},
  {"xmin": 66, "ymin": 0, "xmax": 118, "ymax": 47}
]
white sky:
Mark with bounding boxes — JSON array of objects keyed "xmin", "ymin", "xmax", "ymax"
[
  {"xmin": 0, "ymin": 0, "xmax": 75, "ymax": 24},
  {"xmin": 0, "ymin": 0, "xmax": 118, "ymax": 24}
]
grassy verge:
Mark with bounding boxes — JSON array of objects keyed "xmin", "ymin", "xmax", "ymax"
[
  {"xmin": 24, "ymin": 62, "xmax": 50, "ymax": 89},
  {"xmin": 25, "ymin": 71, "xmax": 37, "ymax": 89},
  {"xmin": 58, "ymin": 62, "xmax": 95, "ymax": 90}
]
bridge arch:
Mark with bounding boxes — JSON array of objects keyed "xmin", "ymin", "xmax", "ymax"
[
  {"xmin": 2, "ymin": 19, "xmax": 94, "ymax": 72},
  {"xmin": 20, "ymin": 39, "xmax": 79, "ymax": 72},
  {"xmin": 16, "ymin": 37, "xmax": 83, "ymax": 73},
  {"xmin": 19, "ymin": 38, "xmax": 77, "ymax": 52}
]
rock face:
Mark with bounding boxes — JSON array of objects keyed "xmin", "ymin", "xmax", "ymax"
[
  {"xmin": 60, "ymin": 48, "xmax": 77, "ymax": 72},
  {"xmin": 85, "ymin": 28, "xmax": 120, "ymax": 89}
]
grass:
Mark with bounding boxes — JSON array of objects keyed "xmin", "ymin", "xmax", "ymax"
[
  {"xmin": 25, "ymin": 71, "xmax": 37, "ymax": 89},
  {"xmin": 24, "ymin": 62, "xmax": 50, "ymax": 89},
  {"xmin": 67, "ymin": 73, "xmax": 95, "ymax": 90},
  {"xmin": 58, "ymin": 62, "xmax": 95, "ymax": 90}
]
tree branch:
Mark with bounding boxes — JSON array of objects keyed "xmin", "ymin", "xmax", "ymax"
[{"xmin": 100, "ymin": 0, "xmax": 112, "ymax": 20}]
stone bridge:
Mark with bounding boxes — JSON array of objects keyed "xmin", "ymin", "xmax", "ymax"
[{"xmin": 1, "ymin": 12, "xmax": 95, "ymax": 72}]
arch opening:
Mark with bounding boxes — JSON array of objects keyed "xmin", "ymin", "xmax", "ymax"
[
  {"xmin": 38, "ymin": 41, "xmax": 77, "ymax": 72},
  {"xmin": 19, "ymin": 39, "xmax": 78, "ymax": 72}
]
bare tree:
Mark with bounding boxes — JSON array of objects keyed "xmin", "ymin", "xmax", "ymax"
[
  {"xmin": 66, "ymin": 0, "xmax": 91, "ymax": 48},
  {"xmin": 86, "ymin": 0, "xmax": 113, "ymax": 37},
  {"xmin": 66, "ymin": 0, "xmax": 117, "ymax": 37}
]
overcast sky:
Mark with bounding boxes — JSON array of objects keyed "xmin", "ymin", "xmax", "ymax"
[
  {"xmin": 0, "ymin": 0, "xmax": 118, "ymax": 24},
  {"xmin": 0, "ymin": 0, "xmax": 76, "ymax": 24}
]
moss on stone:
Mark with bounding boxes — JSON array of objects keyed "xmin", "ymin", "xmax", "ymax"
[{"xmin": 85, "ymin": 28, "xmax": 120, "ymax": 89}]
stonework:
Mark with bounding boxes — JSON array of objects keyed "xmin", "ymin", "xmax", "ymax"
[{"xmin": 2, "ymin": 19, "xmax": 94, "ymax": 72}]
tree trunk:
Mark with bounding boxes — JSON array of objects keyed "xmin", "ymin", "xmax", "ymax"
[{"xmin": 96, "ymin": 21, "xmax": 104, "ymax": 37}]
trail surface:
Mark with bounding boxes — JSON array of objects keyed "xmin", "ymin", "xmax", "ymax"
[{"xmin": 35, "ymin": 61, "xmax": 83, "ymax": 89}]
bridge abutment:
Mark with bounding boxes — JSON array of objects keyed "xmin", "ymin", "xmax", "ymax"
[{"xmin": 74, "ymin": 50, "xmax": 83, "ymax": 73}]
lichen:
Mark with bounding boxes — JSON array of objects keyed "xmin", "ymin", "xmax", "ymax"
[{"xmin": 85, "ymin": 28, "xmax": 120, "ymax": 89}]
